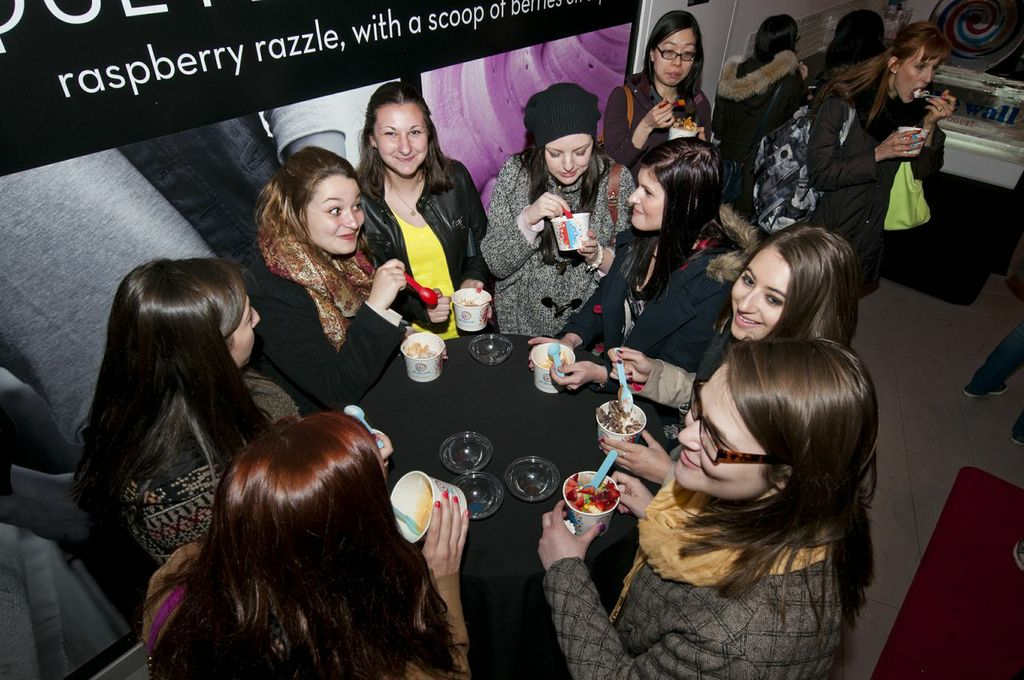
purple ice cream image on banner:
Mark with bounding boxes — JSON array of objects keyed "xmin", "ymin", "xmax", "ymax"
[{"xmin": 422, "ymin": 24, "xmax": 631, "ymax": 207}]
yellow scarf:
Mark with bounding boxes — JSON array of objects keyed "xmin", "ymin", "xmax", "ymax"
[{"xmin": 610, "ymin": 481, "xmax": 828, "ymax": 621}]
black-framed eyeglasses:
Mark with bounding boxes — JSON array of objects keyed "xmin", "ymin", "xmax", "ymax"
[
  {"xmin": 655, "ymin": 47, "xmax": 697, "ymax": 63},
  {"xmin": 689, "ymin": 380, "xmax": 784, "ymax": 465}
]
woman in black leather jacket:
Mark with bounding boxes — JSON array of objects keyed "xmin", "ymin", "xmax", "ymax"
[{"xmin": 357, "ymin": 82, "xmax": 489, "ymax": 338}]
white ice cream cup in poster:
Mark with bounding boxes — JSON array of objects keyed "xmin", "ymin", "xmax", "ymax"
[
  {"xmin": 451, "ymin": 288, "xmax": 492, "ymax": 332},
  {"xmin": 562, "ymin": 471, "xmax": 619, "ymax": 536},
  {"xmin": 391, "ymin": 471, "xmax": 467, "ymax": 542},
  {"xmin": 530, "ymin": 343, "xmax": 575, "ymax": 394},
  {"xmin": 401, "ymin": 332, "xmax": 445, "ymax": 382},
  {"xmin": 551, "ymin": 212, "xmax": 590, "ymax": 251}
]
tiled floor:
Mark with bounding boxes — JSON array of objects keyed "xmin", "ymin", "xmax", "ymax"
[{"xmin": 830, "ymin": 274, "xmax": 1024, "ymax": 679}]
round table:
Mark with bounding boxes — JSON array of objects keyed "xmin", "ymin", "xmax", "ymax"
[{"xmin": 361, "ymin": 334, "xmax": 662, "ymax": 680}]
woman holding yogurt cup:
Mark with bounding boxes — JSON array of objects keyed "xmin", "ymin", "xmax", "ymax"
[
  {"xmin": 530, "ymin": 139, "xmax": 756, "ymax": 429},
  {"xmin": 250, "ymin": 147, "xmax": 408, "ymax": 414},
  {"xmin": 602, "ymin": 10, "xmax": 711, "ymax": 178},
  {"xmin": 538, "ymin": 338, "xmax": 877, "ymax": 677},
  {"xmin": 143, "ymin": 411, "xmax": 470, "ymax": 679},
  {"xmin": 358, "ymin": 82, "xmax": 491, "ymax": 339},
  {"xmin": 607, "ymin": 224, "xmax": 861, "ymax": 483},
  {"xmin": 481, "ymin": 82, "xmax": 635, "ymax": 337},
  {"xmin": 808, "ymin": 21, "xmax": 954, "ymax": 285}
]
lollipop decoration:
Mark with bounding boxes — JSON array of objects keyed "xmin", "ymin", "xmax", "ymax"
[{"xmin": 931, "ymin": 0, "xmax": 1024, "ymax": 69}]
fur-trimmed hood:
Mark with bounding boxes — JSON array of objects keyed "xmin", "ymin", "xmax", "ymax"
[
  {"xmin": 706, "ymin": 204, "xmax": 760, "ymax": 283},
  {"xmin": 716, "ymin": 51, "xmax": 800, "ymax": 103}
]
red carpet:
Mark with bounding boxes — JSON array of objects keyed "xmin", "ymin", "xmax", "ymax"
[{"xmin": 873, "ymin": 467, "xmax": 1024, "ymax": 678}]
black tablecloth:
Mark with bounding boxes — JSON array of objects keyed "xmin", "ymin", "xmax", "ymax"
[{"xmin": 361, "ymin": 334, "xmax": 661, "ymax": 680}]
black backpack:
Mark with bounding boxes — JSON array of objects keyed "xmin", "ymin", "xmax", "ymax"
[{"xmin": 752, "ymin": 104, "xmax": 855, "ymax": 233}]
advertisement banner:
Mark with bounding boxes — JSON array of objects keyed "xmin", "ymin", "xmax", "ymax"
[{"xmin": 0, "ymin": 0, "xmax": 635, "ymax": 175}]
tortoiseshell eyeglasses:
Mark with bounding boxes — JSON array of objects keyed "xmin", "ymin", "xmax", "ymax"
[{"xmin": 689, "ymin": 380, "xmax": 784, "ymax": 465}]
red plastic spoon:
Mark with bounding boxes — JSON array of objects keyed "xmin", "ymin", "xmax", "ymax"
[{"xmin": 404, "ymin": 273, "xmax": 439, "ymax": 307}]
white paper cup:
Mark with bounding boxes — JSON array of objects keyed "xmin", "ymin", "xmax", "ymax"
[
  {"xmin": 390, "ymin": 471, "xmax": 467, "ymax": 542},
  {"xmin": 551, "ymin": 212, "xmax": 590, "ymax": 251},
  {"xmin": 530, "ymin": 343, "xmax": 576, "ymax": 394},
  {"xmin": 897, "ymin": 125, "xmax": 927, "ymax": 140},
  {"xmin": 562, "ymin": 471, "xmax": 619, "ymax": 536},
  {"xmin": 401, "ymin": 332, "xmax": 445, "ymax": 382},
  {"xmin": 596, "ymin": 401, "xmax": 647, "ymax": 446},
  {"xmin": 451, "ymin": 289, "xmax": 492, "ymax": 332},
  {"xmin": 668, "ymin": 126, "xmax": 699, "ymax": 140}
]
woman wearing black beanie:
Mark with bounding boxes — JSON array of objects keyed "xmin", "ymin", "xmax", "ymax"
[{"xmin": 481, "ymin": 83, "xmax": 635, "ymax": 337}]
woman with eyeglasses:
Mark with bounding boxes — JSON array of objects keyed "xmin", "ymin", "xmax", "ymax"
[
  {"xmin": 603, "ymin": 10, "xmax": 711, "ymax": 178},
  {"xmin": 538, "ymin": 338, "xmax": 876, "ymax": 678},
  {"xmin": 713, "ymin": 14, "xmax": 808, "ymax": 214},
  {"xmin": 481, "ymin": 83, "xmax": 635, "ymax": 337},
  {"xmin": 605, "ymin": 224, "xmax": 860, "ymax": 483},
  {"xmin": 530, "ymin": 139, "xmax": 755, "ymax": 420}
]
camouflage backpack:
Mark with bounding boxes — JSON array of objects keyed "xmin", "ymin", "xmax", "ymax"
[{"xmin": 752, "ymin": 104, "xmax": 855, "ymax": 233}]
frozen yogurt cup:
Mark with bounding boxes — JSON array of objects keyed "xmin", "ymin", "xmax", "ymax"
[
  {"xmin": 401, "ymin": 332, "xmax": 445, "ymax": 382},
  {"xmin": 596, "ymin": 400, "xmax": 646, "ymax": 446},
  {"xmin": 551, "ymin": 212, "xmax": 590, "ymax": 251},
  {"xmin": 451, "ymin": 288, "xmax": 492, "ymax": 332},
  {"xmin": 390, "ymin": 471, "xmax": 467, "ymax": 542},
  {"xmin": 530, "ymin": 343, "xmax": 576, "ymax": 394},
  {"xmin": 562, "ymin": 471, "xmax": 620, "ymax": 536}
]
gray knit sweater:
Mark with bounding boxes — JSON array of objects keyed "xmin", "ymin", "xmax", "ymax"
[{"xmin": 481, "ymin": 155, "xmax": 635, "ymax": 337}]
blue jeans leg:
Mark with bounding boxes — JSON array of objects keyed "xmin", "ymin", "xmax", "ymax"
[{"xmin": 966, "ymin": 320, "xmax": 1024, "ymax": 393}]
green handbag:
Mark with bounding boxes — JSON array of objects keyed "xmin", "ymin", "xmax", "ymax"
[{"xmin": 884, "ymin": 162, "xmax": 931, "ymax": 231}]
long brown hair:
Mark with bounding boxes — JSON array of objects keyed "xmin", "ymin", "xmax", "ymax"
[
  {"xmin": 684, "ymin": 339, "xmax": 877, "ymax": 626},
  {"xmin": 147, "ymin": 412, "xmax": 458, "ymax": 679},
  {"xmin": 357, "ymin": 81, "xmax": 453, "ymax": 200},
  {"xmin": 814, "ymin": 22, "xmax": 951, "ymax": 128},
  {"xmin": 74, "ymin": 258, "xmax": 268, "ymax": 520},
  {"xmin": 256, "ymin": 146, "xmax": 370, "ymax": 264},
  {"xmin": 717, "ymin": 224, "xmax": 860, "ymax": 345}
]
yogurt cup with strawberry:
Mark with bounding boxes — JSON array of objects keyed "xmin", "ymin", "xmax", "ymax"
[{"xmin": 562, "ymin": 471, "xmax": 620, "ymax": 536}]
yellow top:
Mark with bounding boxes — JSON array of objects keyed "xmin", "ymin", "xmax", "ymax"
[{"xmin": 396, "ymin": 215, "xmax": 458, "ymax": 339}]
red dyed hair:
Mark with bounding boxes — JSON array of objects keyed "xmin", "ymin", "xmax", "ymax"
[{"xmin": 147, "ymin": 412, "xmax": 457, "ymax": 679}]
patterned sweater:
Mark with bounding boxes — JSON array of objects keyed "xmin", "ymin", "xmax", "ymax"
[
  {"xmin": 545, "ymin": 557, "xmax": 840, "ymax": 679},
  {"xmin": 481, "ymin": 155, "xmax": 635, "ymax": 337},
  {"xmin": 119, "ymin": 372, "xmax": 298, "ymax": 563}
]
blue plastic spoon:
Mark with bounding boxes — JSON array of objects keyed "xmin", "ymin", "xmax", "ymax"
[
  {"xmin": 612, "ymin": 351, "xmax": 634, "ymax": 409},
  {"xmin": 588, "ymin": 449, "xmax": 619, "ymax": 493},
  {"xmin": 343, "ymin": 404, "xmax": 385, "ymax": 449},
  {"xmin": 393, "ymin": 507, "xmax": 421, "ymax": 537},
  {"xmin": 547, "ymin": 343, "xmax": 565, "ymax": 378}
]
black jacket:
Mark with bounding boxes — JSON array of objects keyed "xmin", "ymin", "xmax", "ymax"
[
  {"xmin": 361, "ymin": 160, "xmax": 490, "ymax": 324},
  {"xmin": 808, "ymin": 95, "xmax": 944, "ymax": 283},
  {"xmin": 247, "ymin": 257, "xmax": 405, "ymax": 414},
  {"xmin": 712, "ymin": 51, "xmax": 807, "ymax": 214},
  {"xmin": 559, "ymin": 207, "xmax": 755, "ymax": 391}
]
